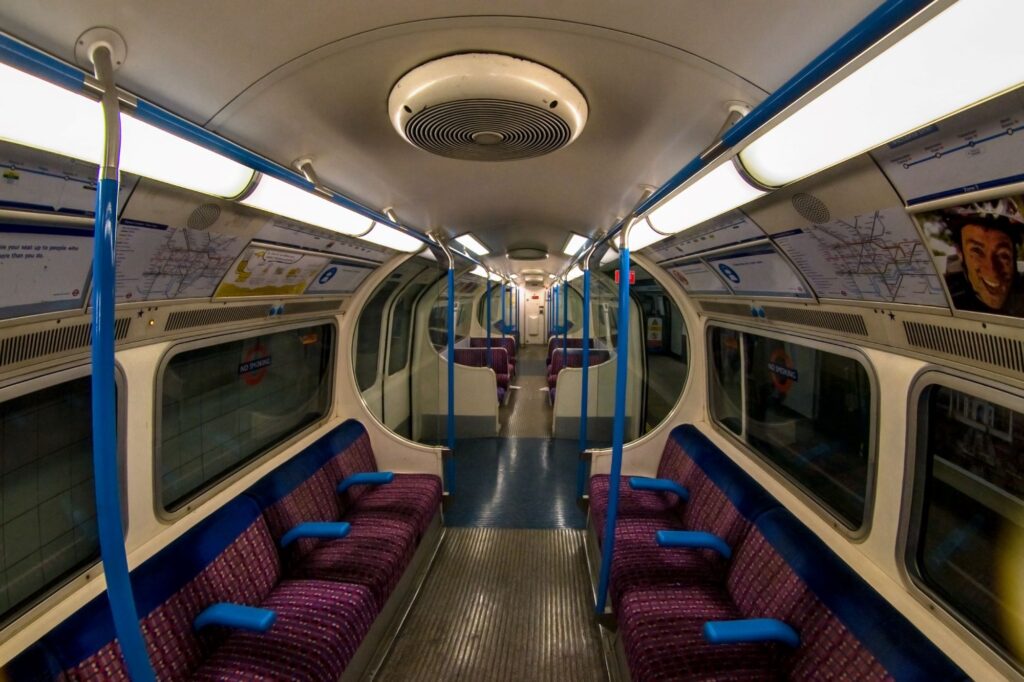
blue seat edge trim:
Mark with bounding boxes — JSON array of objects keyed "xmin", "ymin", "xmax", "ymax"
[
  {"xmin": 194, "ymin": 603, "xmax": 276, "ymax": 633},
  {"xmin": 703, "ymin": 619, "xmax": 800, "ymax": 648}
]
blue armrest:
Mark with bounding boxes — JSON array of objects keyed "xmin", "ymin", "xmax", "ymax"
[
  {"xmin": 703, "ymin": 619, "xmax": 800, "ymax": 648},
  {"xmin": 655, "ymin": 530, "xmax": 732, "ymax": 558},
  {"xmin": 280, "ymin": 521, "xmax": 351, "ymax": 548},
  {"xmin": 628, "ymin": 476, "xmax": 689, "ymax": 501},
  {"xmin": 194, "ymin": 603, "xmax": 276, "ymax": 633},
  {"xmin": 337, "ymin": 471, "xmax": 394, "ymax": 494}
]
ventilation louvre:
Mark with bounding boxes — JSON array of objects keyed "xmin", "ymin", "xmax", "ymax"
[
  {"xmin": 904, "ymin": 321, "xmax": 1024, "ymax": 374},
  {"xmin": 283, "ymin": 300, "xmax": 343, "ymax": 316},
  {"xmin": 164, "ymin": 305, "xmax": 268, "ymax": 332},
  {"xmin": 0, "ymin": 318, "xmax": 131, "ymax": 368},
  {"xmin": 762, "ymin": 307, "xmax": 868, "ymax": 336},
  {"xmin": 700, "ymin": 301, "xmax": 752, "ymax": 317}
]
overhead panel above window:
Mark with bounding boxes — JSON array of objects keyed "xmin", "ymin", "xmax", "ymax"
[
  {"xmin": 704, "ymin": 244, "xmax": 811, "ymax": 299},
  {"xmin": 871, "ymin": 89, "xmax": 1024, "ymax": 206},
  {"xmin": 256, "ymin": 217, "xmax": 393, "ymax": 263},
  {"xmin": 116, "ymin": 181, "xmax": 262, "ymax": 303},
  {"xmin": 664, "ymin": 260, "xmax": 730, "ymax": 295},
  {"xmin": 214, "ymin": 244, "xmax": 330, "ymax": 298},
  {"xmin": 646, "ymin": 211, "xmax": 766, "ymax": 263},
  {"xmin": 305, "ymin": 260, "xmax": 376, "ymax": 295}
]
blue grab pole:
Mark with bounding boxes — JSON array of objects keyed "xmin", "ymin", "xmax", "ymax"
[
  {"xmin": 446, "ymin": 268, "xmax": 456, "ymax": 492},
  {"xmin": 561, "ymin": 278, "xmax": 568, "ymax": 355},
  {"xmin": 485, "ymin": 277, "xmax": 492, "ymax": 365},
  {"xmin": 500, "ymin": 282, "xmax": 507, "ymax": 335},
  {"xmin": 92, "ymin": 182, "xmax": 155, "ymax": 680},
  {"xmin": 576, "ymin": 267, "xmax": 592, "ymax": 497},
  {"xmin": 596, "ymin": 244, "xmax": 631, "ymax": 614}
]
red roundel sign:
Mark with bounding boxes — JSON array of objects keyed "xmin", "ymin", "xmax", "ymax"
[
  {"xmin": 767, "ymin": 348, "xmax": 798, "ymax": 395},
  {"xmin": 238, "ymin": 343, "xmax": 271, "ymax": 386}
]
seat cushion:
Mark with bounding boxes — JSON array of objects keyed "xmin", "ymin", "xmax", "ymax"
[
  {"xmin": 589, "ymin": 475, "xmax": 683, "ymax": 543},
  {"xmin": 619, "ymin": 585, "xmax": 784, "ymax": 682},
  {"xmin": 347, "ymin": 474, "xmax": 442, "ymax": 540},
  {"xmin": 287, "ymin": 515, "xmax": 417, "ymax": 610},
  {"xmin": 193, "ymin": 580, "xmax": 376, "ymax": 682},
  {"xmin": 609, "ymin": 517, "xmax": 724, "ymax": 611}
]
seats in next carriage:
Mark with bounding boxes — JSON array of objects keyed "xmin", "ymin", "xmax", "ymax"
[
  {"xmin": 547, "ymin": 347, "xmax": 611, "ymax": 404},
  {"xmin": 8, "ymin": 420, "xmax": 442, "ymax": 682},
  {"xmin": 587, "ymin": 424, "xmax": 966, "ymax": 681},
  {"xmin": 469, "ymin": 336, "xmax": 517, "ymax": 377},
  {"xmin": 453, "ymin": 346, "xmax": 511, "ymax": 403}
]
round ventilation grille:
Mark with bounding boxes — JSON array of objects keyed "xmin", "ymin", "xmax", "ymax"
[
  {"xmin": 791, "ymin": 193, "xmax": 831, "ymax": 224},
  {"xmin": 506, "ymin": 247, "xmax": 549, "ymax": 261},
  {"xmin": 389, "ymin": 53, "xmax": 588, "ymax": 162}
]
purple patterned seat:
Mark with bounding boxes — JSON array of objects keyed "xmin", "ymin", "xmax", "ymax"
[
  {"xmin": 546, "ymin": 336, "xmax": 593, "ymax": 366},
  {"xmin": 454, "ymin": 347, "xmax": 510, "ymax": 402},
  {"xmin": 618, "ymin": 505, "xmax": 966, "ymax": 681},
  {"xmin": 14, "ymin": 496, "xmax": 377, "ymax": 682},
  {"xmin": 470, "ymin": 336, "xmax": 517, "ymax": 376},
  {"xmin": 589, "ymin": 427, "xmax": 698, "ymax": 539}
]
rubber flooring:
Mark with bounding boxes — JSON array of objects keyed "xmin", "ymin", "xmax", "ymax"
[{"xmin": 372, "ymin": 528, "xmax": 607, "ymax": 682}]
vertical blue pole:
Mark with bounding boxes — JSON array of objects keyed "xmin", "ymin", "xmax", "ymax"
[
  {"xmin": 500, "ymin": 282, "xmax": 507, "ymax": 335},
  {"xmin": 485, "ymin": 277, "xmax": 492, "ymax": 365},
  {"xmin": 90, "ymin": 45, "xmax": 156, "ymax": 682},
  {"xmin": 561, "ymin": 278, "xmax": 569, "ymax": 356},
  {"xmin": 596, "ymin": 243, "xmax": 630, "ymax": 614},
  {"xmin": 446, "ymin": 268, "xmax": 456, "ymax": 492},
  {"xmin": 576, "ymin": 267, "xmax": 591, "ymax": 497}
]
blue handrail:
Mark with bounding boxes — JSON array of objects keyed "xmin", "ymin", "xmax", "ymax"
[
  {"xmin": 90, "ymin": 43, "xmax": 156, "ymax": 680},
  {"xmin": 576, "ymin": 266, "xmax": 592, "ymax": 497},
  {"xmin": 596, "ymin": 241, "xmax": 631, "ymax": 614},
  {"xmin": 446, "ymin": 268, "xmax": 456, "ymax": 492},
  {"xmin": 561, "ymin": 278, "xmax": 568, "ymax": 356},
  {"xmin": 485, "ymin": 277, "xmax": 493, "ymax": 366}
]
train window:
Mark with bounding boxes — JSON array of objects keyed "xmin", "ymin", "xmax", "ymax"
[
  {"xmin": 0, "ymin": 373, "xmax": 113, "ymax": 626},
  {"xmin": 910, "ymin": 380, "xmax": 1024, "ymax": 668},
  {"xmin": 388, "ymin": 280, "xmax": 426, "ymax": 376},
  {"xmin": 709, "ymin": 327, "xmax": 743, "ymax": 436},
  {"xmin": 158, "ymin": 323, "xmax": 333, "ymax": 511},
  {"xmin": 356, "ymin": 281, "xmax": 400, "ymax": 392},
  {"xmin": 708, "ymin": 326, "xmax": 874, "ymax": 530}
]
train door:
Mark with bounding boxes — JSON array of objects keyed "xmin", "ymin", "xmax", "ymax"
[
  {"xmin": 381, "ymin": 267, "xmax": 437, "ymax": 437},
  {"xmin": 524, "ymin": 289, "xmax": 545, "ymax": 344}
]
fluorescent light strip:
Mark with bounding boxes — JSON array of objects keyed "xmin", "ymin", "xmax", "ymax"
[
  {"xmin": 241, "ymin": 175, "xmax": 373, "ymax": 236},
  {"xmin": 470, "ymin": 265, "xmax": 488, "ymax": 278},
  {"xmin": 646, "ymin": 162, "xmax": 765, "ymax": 235},
  {"xmin": 566, "ymin": 266, "xmax": 583, "ymax": 280},
  {"xmin": 739, "ymin": 0, "xmax": 1024, "ymax": 188},
  {"xmin": 562, "ymin": 233, "xmax": 589, "ymax": 256},
  {"xmin": 626, "ymin": 218, "xmax": 669, "ymax": 251},
  {"xmin": 0, "ymin": 62, "xmax": 254, "ymax": 197},
  {"xmin": 455, "ymin": 233, "xmax": 490, "ymax": 256},
  {"xmin": 361, "ymin": 223, "xmax": 423, "ymax": 252}
]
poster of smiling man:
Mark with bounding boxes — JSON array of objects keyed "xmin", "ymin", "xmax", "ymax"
[{"xmin": 918, "ymin": 196, "xmax": 1024, "ymax": 319}]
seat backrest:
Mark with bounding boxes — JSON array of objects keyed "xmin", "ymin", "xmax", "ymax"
[
  {"xmin": 726, "ymin": 507, "xmax": 965, "ymax": 681},
  {"xmin": 470, "ymin": 337, "xmax": 515, "ymax": 358},
  {"xmin": 16, "ymin": 496, "xmax": 280, "ymax": 682},
  {"xmin": 453, "ymin": 347, "xmax": 487, "ymax": 367},
  {"xmin": 563, "ymin": 349, "xmax": 611, "ymax": 369}
]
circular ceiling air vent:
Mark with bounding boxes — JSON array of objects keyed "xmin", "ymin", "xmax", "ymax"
[
  {"xmin": 389, "ymin": 53, "xmax": 588, "ymax": 161},
  {"xmin": 506, "ymin": 247, "xmax": 549, "ymax": 261}
]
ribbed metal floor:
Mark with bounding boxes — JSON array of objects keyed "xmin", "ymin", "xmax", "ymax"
[
  {"xmin": 373, "ymin": 528, "xmax": 607, "ymax": 681},
  {"xmin": 500, "ymin": 344, "xmax": 551, "ymax": 438}
]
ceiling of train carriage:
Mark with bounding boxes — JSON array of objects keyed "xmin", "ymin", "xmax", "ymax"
[{"xmin": 0, "ymin": 0, "xmax": 881, "ymax": 276}]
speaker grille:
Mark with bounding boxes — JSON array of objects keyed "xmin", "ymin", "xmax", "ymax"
[
  {"xmin": 0, "ymin": 318, "xmax": 131, "ymax": 368},
  {"xmin": 283, "ymin": 300, "xmax": 343, "ymax": 316},
  {"xmin": 700, "ymin": 301, "xmax": 752, "ymax": 317},
  {"xmin": 904, "ymin": 321, "xmax": 1024, "ymax": 374},
  {"xmin": 791, "ymin": 193, "xmax": 831, "ymax": 224},
  {"xmin": 404, "ymin": 99, "xmax": 572, "ymax": 161}
]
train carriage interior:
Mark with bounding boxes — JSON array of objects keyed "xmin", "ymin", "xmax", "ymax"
[{"xmin": 0, "ymin": 0, "xmax": 1023, "ymax": 680}]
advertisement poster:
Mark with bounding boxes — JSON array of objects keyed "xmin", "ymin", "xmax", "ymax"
[
  {"xmin": 665, "ymin": 260, "xmax": 729, "ymax": 294},
  {"xmin": 215, "ymin": 245, "xmax": 330, "ymax": 298},
  {"xmin": 917, "ymin": 195, "xmax": 1024, "ymax": 319},
  {"xmin": 705, "ymin": 245, "xmax": 811, "ymax": 298}
]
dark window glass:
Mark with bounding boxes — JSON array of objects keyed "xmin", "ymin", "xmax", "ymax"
[
  {"xmin": 0, "ymin": 377, "xmax": 100, "ymax": 625},
  {"xmin": 355, "ymin": 282, "xmax": 398, "ymax": 391},
  {"xmin": 914, "ymin": 385, "xmax": 1024, "ymax": 667},
  {"xmin": 388, "ymin": 281, "xmax": 425, "ymax": 376},
  {"xmin": 708, "ymin": 327, "xmax": 743, "ymax": 436},
  {"xmin": 708, "ymin": 327, "xmax": 873, "ymax": 529},
  {"xmin": 160, "ymin": 324, "xmax": 332, "ymax": 510}
]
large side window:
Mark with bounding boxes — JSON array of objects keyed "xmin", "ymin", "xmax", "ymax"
[
  {"xmin": 0, "ymin": 375, "xmax": 103, "ymax": 626},
  {"xmin": 355, "ymin": 282, "xmax": 399, "ymax": 392},
  {"xmin": 911, "ymin": 381, "xmax": 1024, "ymax": 669},
  {"xmin": 707, "ymin": 326, "xmax": 874, "ymax": 530},
  {"xmin": 387, "ymin": 281, "xmax": 425, "ymax": 376},
  {"xmin": 159, "ymin": 323, "xmax": 333, "ymax": 511}
]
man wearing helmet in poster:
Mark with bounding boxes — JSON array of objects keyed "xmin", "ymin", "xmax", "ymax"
[{"xmin": 936, "ymin": 197, "xmax": 1024, "ymax": 317}]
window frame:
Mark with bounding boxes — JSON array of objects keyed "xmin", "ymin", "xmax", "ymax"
[
  {"xmin": 0, "ymin": 362, "xmax": 127, "ymax": 643},
  {"xmin": 900, "ymin": 368, "xmax": 1024, "ymax": 677},
  {"xmin": 705, "ymin": 321, "xmax": 879, "ymax": 539},
  {"xmin": 153, "ymin": 318, "xmax": 337, "ymax": 520}
]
